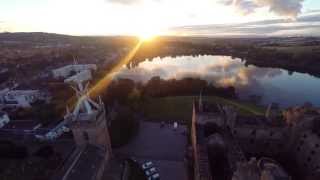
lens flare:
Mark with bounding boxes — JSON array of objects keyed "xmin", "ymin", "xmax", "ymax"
[{"xmin": 87, "ymin": 40, "xmax": 143, "ymax": 98}]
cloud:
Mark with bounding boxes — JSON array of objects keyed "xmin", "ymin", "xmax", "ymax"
[
  {"xmin": 106, "ymin": 0, "xmax": 141, "ymax": 5},
  {"xmin": 221, "ymin": 0, "xmax": 259, "ymax": 15},
  {"xmin": 221, "ymin": 0, "xmax": 305, "ymax": 18},
  {"xmin": 170, "ymin": 13, "xmax": 320, "ymax": 37},
  {"xmin": 307, "ymin": 9, "xmax": 320, "ymax": 14}
]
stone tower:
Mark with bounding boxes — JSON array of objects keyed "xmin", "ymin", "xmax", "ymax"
[
  {"xmin": 65, "ymin": 83, "xmax": 112, "ymax": 158},
  {"xmin": 199, "ymin": 91, "xmax": 203, "ymax": 113}
]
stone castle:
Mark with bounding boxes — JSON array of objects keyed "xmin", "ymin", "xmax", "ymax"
[{"xmin": 191, "ymin": 95, "xmax": 320, "ymax": 180}]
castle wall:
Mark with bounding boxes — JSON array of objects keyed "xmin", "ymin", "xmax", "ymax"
[
  {"xmin": 232, "ymin": 126, "xmax": 287, "ymax": 157},
  {"xmin": 191, "ymin": 103, "xmax": 212, "ymax": 180},
  {"xmin": 291, "ymin": 131, "xmax": 320, "ymax": 175},
  {"xmin": 71, "ymin": 117, "xmax": 111, "ymax": 159}
]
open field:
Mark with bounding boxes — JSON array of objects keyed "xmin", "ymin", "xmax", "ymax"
[{"xmin": 137, "ymin": 96, "xmax": 266, "ymax": 124}]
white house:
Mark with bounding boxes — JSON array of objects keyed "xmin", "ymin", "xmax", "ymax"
[
  {"xmin": 0, "ymin": 111, "xmax": 10, "ymax": 128},
  {"xmin": 0, "ymin": 89, "xmax": 47, "ymax": 108},
  {"xmin": 64, "ymin": 70, "xmax": 92, "ymax": 84},
  {"xmin": 52, "ymin": 64, "xmax": 97, "ymax": 79}
]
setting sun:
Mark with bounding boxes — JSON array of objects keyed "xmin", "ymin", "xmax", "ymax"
[
  {"xmin": 138, "ymin": 33, "xmax": 157, "ymax": 41},
  {"xmin": 136, "ymin": 29, "xmax": 161, "ymax": 42}
]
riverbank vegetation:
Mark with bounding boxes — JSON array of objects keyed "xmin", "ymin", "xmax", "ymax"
[
  {"xmin": 102, "ymin": 77, "xmax": 264, "ymax": 124},
  {"xmin": 128, "ymin": 37, "xmax": 320, "ymax": 77},
  {"xmin": 103, "ymin": 77, "xmax": 236, "ymax": 104}
]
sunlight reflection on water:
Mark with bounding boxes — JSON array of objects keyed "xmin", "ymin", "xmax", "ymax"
[{"xmin": 116, "ymin": 55, "xmax": 320, "ymax": 107}]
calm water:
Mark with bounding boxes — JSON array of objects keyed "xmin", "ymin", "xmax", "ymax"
[{"xmin": 116, "ymin": 55, "xmax": 320, "ymax": 107}]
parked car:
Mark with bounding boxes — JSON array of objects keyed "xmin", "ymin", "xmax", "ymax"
[
  {"xmin": 142, "ymin": 161, "xmax": 153, "ymax": 170},
  {"xmin": 145, "ymin": 167, "xmax": 157, "ymax": 176},
  {"xmin": 148, "ymin": 173, "xmax": 160, "ymax": 180}
]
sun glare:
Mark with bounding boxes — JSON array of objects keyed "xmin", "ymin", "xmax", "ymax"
[
  {"xmin": 138, "ymin": 32, "xmax": 158, "ymax": 42},
  {"xmin": 135, "ymin": 26, "xmax": 164, "ymax": 42}
]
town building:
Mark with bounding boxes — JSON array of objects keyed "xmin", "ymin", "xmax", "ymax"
[
  {"xmin": 0, "ymin": 88, "xmax": 48, "ymax": 108},
  {"xmin": 64, "ymin": 70, "xmax": 93, "ymax": 84},
  {"xmin": 191, "ymin": 96, "xmax": 320, "ymax": 180},
  {"xmin": 0, "ymin": 111, "xmax": 10, "ymax": 128}
]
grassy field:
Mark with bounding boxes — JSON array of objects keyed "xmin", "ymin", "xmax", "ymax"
[{"xmin": 137, "ymin": 96, "xmax": 266, "ymax": 124}]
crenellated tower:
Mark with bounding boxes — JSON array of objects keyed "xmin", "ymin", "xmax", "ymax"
[{"xmin": 65, "ymin": 82, "xmax": 112, "ymax": 158}]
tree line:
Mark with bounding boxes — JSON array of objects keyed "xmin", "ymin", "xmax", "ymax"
[{"xmin": 102, "ymin": 76, "xmax": 236, "ymax": 104}]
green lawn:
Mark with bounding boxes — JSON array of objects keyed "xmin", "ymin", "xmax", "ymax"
[{"xmin": 138, "ymin": 96, "xmax": 266, "ymax": 124}]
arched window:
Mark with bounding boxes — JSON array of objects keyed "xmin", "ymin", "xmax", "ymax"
[
  {"xmin": 303, "ymin": 134, "xmax": 307, "ymax": 138},
  {"xmin": 251, "ymin": 130, "xmax": 256, "ymax": 136},
  {"xmin": 307, "ymin": 157, "xmax": 311, "ymax": 162},
  {"xmin": 311, "ymin": 150, "xmax": 315, "ymax": 155},
  {"xmin": 83, "ymin": 131, "xmax": 89, "ymax": 142}
]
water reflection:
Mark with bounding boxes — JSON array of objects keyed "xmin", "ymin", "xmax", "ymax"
[{"xmin": 116, "ymin": 55, "xmax": 320, "ymax": 107}]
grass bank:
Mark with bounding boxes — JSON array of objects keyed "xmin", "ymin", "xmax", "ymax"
[{"xmin": 137, "ymin": 96, "xmax": 266, "ymax": 124}]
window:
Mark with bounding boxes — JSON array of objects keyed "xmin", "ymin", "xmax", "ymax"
[
  {"xmin": 311, "ymin": 150, "xmax": 315, "ymax": 155},
  {"xmin": 83, "ymin": 131, "xmax": 89, "ymax": 141},
  {"xmin": 251, "ymin": 130, "xmax": 256, "ymax": 136},
  {"xmin": 303, "ymin": 134, "xmax": 307, "ymax": 138},
  {"xmin": 278, "ymin": 143, "xmax": 283, "ymax": 148}
]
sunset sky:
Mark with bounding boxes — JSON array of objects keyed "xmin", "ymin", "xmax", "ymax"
[{"xmin": 1, "ymin": 0, "xmax": 320, "ymax": 36}]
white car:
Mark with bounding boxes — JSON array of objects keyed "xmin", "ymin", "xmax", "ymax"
[
  {"xmin": 145, "ymin": 167, "xmax": 157, "ymax": 176},
  {"xmin": 142, "ymin": 161, "xmax": 153, "ymax": 170},
  {"xmin": 148, "ymin": 173, "xmax": 160, "ymax": 180}
]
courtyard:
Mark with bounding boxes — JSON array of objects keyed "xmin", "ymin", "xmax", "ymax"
[{"xmin": 115, "ymin": 121, "xmax": 188, "ymax": 180}]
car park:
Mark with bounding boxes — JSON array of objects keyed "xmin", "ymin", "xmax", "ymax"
[
  {"xmin": 148, "ymin": 173, "xmax": 160, "ymax": 180},
  {"xmin": 142, "ymin": 161, "xmax": 153, "ymax": 170},
  {"xmin": 145, "ymin": 167, "xmax": 157, "ymax": 176}
]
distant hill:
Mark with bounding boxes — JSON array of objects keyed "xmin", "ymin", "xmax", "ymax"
[
  {"xmin": 0, "ymin": 32, "xmax": 138, "ymax": 47},
  {"xmin": 0, "ymin": 32, "xmax": 75, "ymax": 44}
]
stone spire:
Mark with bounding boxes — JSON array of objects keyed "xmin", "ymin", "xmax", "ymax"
[{"xmin": 199, "ymin": 90, "xmax": 203, "ymax": 112}]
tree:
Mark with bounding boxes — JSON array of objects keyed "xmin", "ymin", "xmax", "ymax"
[
  {"xmin": 105, "ymin": 78, "xmax": 135, "ymax": 103},
  {"xmin": 109, "ymin": 107, "xmax": 139, "ymax": 147},
  {"xmin": 144, "ymin": 76, "xmax": 164, "ymax": 97}
]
